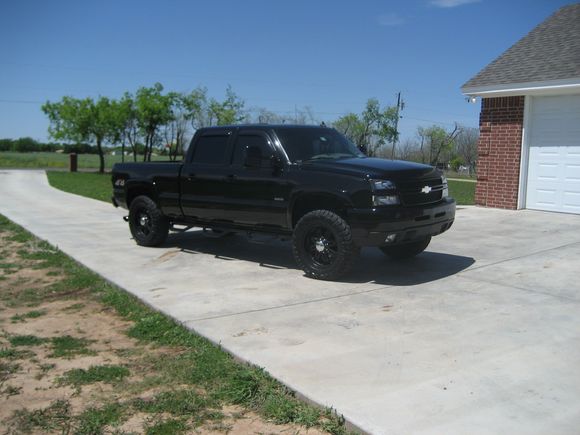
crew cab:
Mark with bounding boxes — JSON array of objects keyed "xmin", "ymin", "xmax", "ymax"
[{"xmin": 112, "ymin": 125, "xmax": 455, "ymax": 280}]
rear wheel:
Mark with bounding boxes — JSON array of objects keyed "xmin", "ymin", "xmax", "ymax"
[
  {"xmin": 292, "ymin": 210, "xmax": 359, "ymax": 280},
  {"xmin": 379, "ymin": 236, "xmax": 431, "ymax": 260},
  {"xmin": 128, "ymin": 195, "xmax": 169, "ymax": 247}
]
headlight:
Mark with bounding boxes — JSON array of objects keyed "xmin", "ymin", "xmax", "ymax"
[
  {"xmin": 441, "ymin": 175, "xmax": 449, "ymax": 198},
  {"xmin": 369, "ymin": 179, "xmax": 399, "ymax": 206},
  {"xmin": 372, "ymin": 195, "xmax": 400, "ymax": 206},
  {"xmin": 370, "ymin": 179, "xmax": 396, "ymax": 191}
]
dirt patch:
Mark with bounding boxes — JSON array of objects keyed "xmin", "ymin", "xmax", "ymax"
[{"xmin": 0, "ymin": 221, "xmax": 337, "ymax": 434}]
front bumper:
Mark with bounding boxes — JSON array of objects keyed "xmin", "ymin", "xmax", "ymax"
[{"xmin": 347, "ymin": 198, "xmax": 456, "ymax": 247}]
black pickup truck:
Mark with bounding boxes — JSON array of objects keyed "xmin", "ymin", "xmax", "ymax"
[{"xmin": 112, "ymin": 125, "xmax": 455, "ymax": 280}]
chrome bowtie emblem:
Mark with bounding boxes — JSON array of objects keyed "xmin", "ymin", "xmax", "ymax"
[{"xmin": 421, "ymin": 186, "xmax": 432, "ymax": 194}]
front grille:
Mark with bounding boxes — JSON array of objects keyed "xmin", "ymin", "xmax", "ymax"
[{"xmin": 398, "ymin": 177, "xmax": 444, "ymax": 206}]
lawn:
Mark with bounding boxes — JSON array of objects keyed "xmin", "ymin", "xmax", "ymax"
[
  {"xmin": 0, "ymin": 151, "xmax": 167, "ymax": 170},
  {"xmin": 46, "ymin": 171, "xmax": 476, "ymax": 205},
  {"xmin": 0, "ymin": 214, "xmax": 348, "ymax": 434},
  {"xmin": 448, "ymin": 180, "xmax": 475, "ymax": 205},
  {"xmin": 47, "ymin": 172, "xmax": 113, "ymax": 203}
]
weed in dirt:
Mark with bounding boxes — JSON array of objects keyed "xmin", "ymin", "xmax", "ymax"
[
  {"xmin": 145, "ymin": 417, "xmax": 189, "ymax": 435},
  {"xmin": 1, "ymin": 385, "xmax": 22, "ymax": 397},
  {"xmin": 59, "ymin": 364, "xmax": 130, "ymax": 388},
  {"xmin": 0, "ymin": 361, "xmax": 21, "ymax": 381},
  {"xmin": 8, "ymin": 334, "xmax": 47, "ymax": 347},
  {"xmin": 133, "ymin": 389, "xmax": 214, "ymax": 417},
  {"xmin": 2, "ymin": 287, "xmax": 45, "ymax": 307},
  {"xmin": 49, "ymin": 335, "xmax": 96, "ymax": 358},
  {"xmin": 35, "ymin": 362, "xmax": 56, "ymax": 380},
  {"xmin": 11, "ymin": 400, "xmax": 73, "ymax": 433},
  {"xmin": 10, "ymin": 309, "xmax": 48, "ymax": 323},
  {"xmin": 0, "ymin": 347, "xmax": 35, "ymax": 360},
  {"xmin": 75, "ymin": 402, "xmax": 126, "ymax": 435},
  {"xmin": 0, "ymin": 261, "xmax": 20, "ymax": 274}
]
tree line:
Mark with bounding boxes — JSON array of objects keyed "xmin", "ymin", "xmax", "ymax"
[{"xmin": 6, "ymin": 83, "xmax": 477, "ymax": 174}]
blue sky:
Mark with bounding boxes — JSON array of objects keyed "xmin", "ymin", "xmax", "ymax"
[{"xmin": 0, "ymin": 0, "xmax": 572, "ymax": 143}]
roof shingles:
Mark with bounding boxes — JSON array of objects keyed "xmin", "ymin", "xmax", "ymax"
[{"xmin": 462, "ymin": 3, "xmax": 580, "ymax": 91}]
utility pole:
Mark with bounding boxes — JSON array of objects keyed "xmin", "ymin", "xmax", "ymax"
[{"xmin": 391, "ymin": 92, "xmax": 404, "ymax": 159}]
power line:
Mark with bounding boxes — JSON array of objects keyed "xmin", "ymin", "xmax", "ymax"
[
  {"xmin": 0, "ymin": 99, "xmax": 44, "ymax": 104},
  {"xmin": 0, "ymin": 98, "xmax": 475, "ymax": 128}
]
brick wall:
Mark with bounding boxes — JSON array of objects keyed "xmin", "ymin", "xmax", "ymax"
[{"xmin": 475, "ymin": 96, "xmax": 525, "ymax": 209}]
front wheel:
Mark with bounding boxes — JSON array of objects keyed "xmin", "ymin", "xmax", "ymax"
[
  {"xmin": 128, "ymin": 195, "xmax": 169, "ymax": 247},
  {"xmin": 292, "ymin": 210, "xmax": 359, "ymax": 280},
  {"xmin": 379, "ymin": 236, "xmax": 431, "ymax": 260}
]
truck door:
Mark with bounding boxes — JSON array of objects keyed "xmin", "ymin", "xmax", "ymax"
[
  {"xmin": 224, "ymin": 131, "xmax": 289, "ymax": 228},
  {"xmin": 180, "ymin": 129, "xmax": 233, "ymax": 221}
]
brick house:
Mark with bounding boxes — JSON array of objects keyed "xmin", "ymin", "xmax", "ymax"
[{"xmin": 461, "ymin": 3, "xmax": 580, "ymax": 214}]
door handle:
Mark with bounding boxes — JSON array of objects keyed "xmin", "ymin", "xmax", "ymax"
[{"xmin": 226, "ymin": 174, "xmax": 237, "ymax": 181}]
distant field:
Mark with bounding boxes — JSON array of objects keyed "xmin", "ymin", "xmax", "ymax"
[
  {"xmin": 0, "ymin": 152, "xmax": 168, "ymax": 170},
  {"xmin": 47, "ymin": 172, "xmax": 477, "ymax": 206}
]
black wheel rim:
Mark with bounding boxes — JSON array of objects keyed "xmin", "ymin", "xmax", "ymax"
[
  {"xmin": 304, "ymin": 226, "xmax": 338, "ymax": 267},
  {"xmin": 134, "ymin": 209, "xmax": 152, "ymax": 237}
]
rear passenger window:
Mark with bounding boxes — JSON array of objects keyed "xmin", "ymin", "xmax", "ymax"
[{"xmin": 192, "ymin": 135, "xmax": 229, "ymax": 165}]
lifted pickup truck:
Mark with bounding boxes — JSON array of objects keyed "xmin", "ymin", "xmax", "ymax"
[{"xmin": 112, "ymin": 125, "xmax": 455, "ymax": 280}]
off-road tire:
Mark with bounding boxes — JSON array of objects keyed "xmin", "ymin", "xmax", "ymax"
[
  {"xmin": 379, "ymin": 236, "xmax": 431, "ymax": 260},
  {"xmin": 128, "ymin": 195, "xmax": 169, "ymax": 247},
  {"xmin": 292, "ymin": 210, "xmax": 359, "ymax": 280}
]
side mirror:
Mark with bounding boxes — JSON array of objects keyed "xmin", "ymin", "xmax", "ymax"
[{"xmin": 244, "ymin": 146, "xmax": 262, "ymax": 169}]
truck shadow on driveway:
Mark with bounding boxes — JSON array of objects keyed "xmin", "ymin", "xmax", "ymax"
[{"xmin": 164, "ymin": 231, "xmax": 475, "ymax": 286}]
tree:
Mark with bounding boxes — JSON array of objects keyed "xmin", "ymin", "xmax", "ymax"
[
  {"xmin": 42, "ymin": 96, "xmax": 116, "ymax": 173},
  {"xmin": 416, "ymin": 124, "xmax": 461, "ymax": 166},
  {"xmin": 454, "ymin": 126, "xmax": 479, "ymax": 173},
  {"xmin": 134, "ymin": 83, "xmax": 174, "ymax": 162},
  {"xmin": 182, "ymin": 86, "xmax": 210, "ymax": 130},
  {"xmin": 208, "ymin": 85, "xmax": 245, "ymax": 126},
  {"xmin": 333, "ymin": 99, "xmax": 398, "ymax": 156},
  {"xmin": 162, "ymin": 92, "xmax": 191, "ymax": 161},
  {"xmin": 113, "ymin": 92, "xmax": 141, "ymax": 162}
]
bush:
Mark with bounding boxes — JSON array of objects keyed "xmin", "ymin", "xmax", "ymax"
[
  {"xmin": 450, "ymin": 156, "xmax": 464, "ymax": 172},
  {"xmin": 13, "ymin": 137, "xmax": 40, "ymax": 152},
  {"xmin": 0, "ymin": 138, "xmax": 62, "ymax": 153},
  {"xmin": 0, "ymin": 138, "xmax": 13, "ymax": 151}
]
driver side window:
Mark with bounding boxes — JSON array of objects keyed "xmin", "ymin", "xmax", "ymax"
[{"xmin": 232, "ymin": 134, "xmax": 272, "ymax": 167}]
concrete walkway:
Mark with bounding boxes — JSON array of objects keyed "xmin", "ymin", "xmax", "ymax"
[{"xmin": 1, "ymin": 169, "xmax": 579, "ymax": 434}]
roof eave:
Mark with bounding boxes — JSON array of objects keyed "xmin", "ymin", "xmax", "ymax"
[{"xmin": 462, "ymin": 77, "xmax": 580, "ymax": 97}]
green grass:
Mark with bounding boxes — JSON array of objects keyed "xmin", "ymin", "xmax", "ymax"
[
  {"xmin": 8, "ymin": 334, "xmax": 47, "ymax": 347},
  {"xmin": 59, "ymin": 365, "xmax": 130, "ymax": 388},
  {"xmin": 75, "ymin": 402, "xmax": 125, "ymax": 435},
  {"xmin": 46, "ymin": 171, "xmax": 113, "ymax": 202},
  {"xmin": 0, "ymin": 151, "xmax": 166, "ymax": 170},
  {"xmin": 49, "ymin": 335, "xmax": 96, "ymax": 359},
  {"xmin": 0, "ymin": 347, "xmax": 35, "ymax": 360},
  {"xmin": 10, "ymin": 309, "xmax": 47, "ymax": 323},
  {"xmin": 448, "ymin": 179, "xmax": 475, "ymax": 205},
  {"xmin": 146, "ymin": 418, "xmax": 189, "ymax": 435},
  {"xmin": 0, "ymin": 213, "xmax": 351, "ymax": 434}
]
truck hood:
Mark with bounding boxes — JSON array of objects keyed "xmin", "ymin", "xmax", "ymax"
[{"xmin": 299, "ymin": 157, "xmax": 439, "ymax": 180}]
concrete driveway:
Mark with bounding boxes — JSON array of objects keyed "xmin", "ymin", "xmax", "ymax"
[{"xmin": 1, "ymin": 169, "xmax": 579, "ymax": 434}]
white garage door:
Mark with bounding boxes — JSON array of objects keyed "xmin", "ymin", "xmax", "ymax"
[{"xmin": 525, "ymin": 94, "xmax": 580, "ymax": 214}]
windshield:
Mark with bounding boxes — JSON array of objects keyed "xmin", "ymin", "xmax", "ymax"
[{"xmin": 274, "ymin": 128, "xmax": 365, "ymax": 163}]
